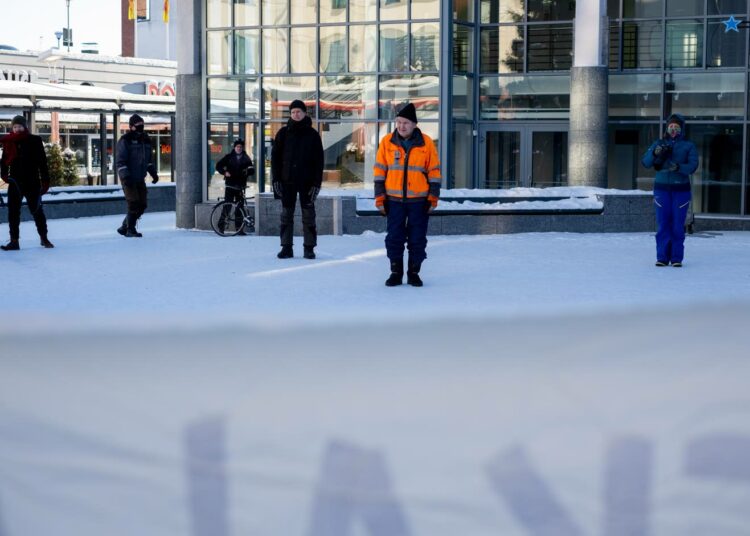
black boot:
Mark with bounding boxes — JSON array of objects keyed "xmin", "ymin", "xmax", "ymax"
[
  {"xmin": 277, "ymin": 245, "xmax": 293, "ymax": 259},
  {"xmin": 40, "ymin": 236, "xmax": 55, "ymax": 248},
  {"xmin": 117, "ymin": 217, "xmax": 128, "ymax": 236},
  {"xmin": 125, "ymin": 214, "xmax": 142, "ymax": 237},
  {"xmin": 407, "ymin": 260, "xmax": 423, "ymax": 287},
  {"xmin": 1, "ymin": 240, "xmax": 19, "ymax": 251},
  {"xmin": 304, "ymin": 246, "xmax": 316, "ymax": 259},
  {"xmin": 385, "ymin": 259, "xmax": 404, "ymax": 287}
]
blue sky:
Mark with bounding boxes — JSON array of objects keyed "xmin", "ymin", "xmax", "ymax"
[{"xmin": 2, "ymin": 0, "xmax": 121, "ymax": 55}]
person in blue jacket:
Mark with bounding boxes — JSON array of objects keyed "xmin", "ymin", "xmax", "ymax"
[{"xmin": 642, "ymin": 114, "xmax": 698, "ymax": 267}]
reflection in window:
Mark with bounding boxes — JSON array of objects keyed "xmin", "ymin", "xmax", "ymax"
[
  {"xmin": 665, "ymin": 72, "xmax": 744, "ymax": 120},
  {"xmin": 208, "ymin": 122, "xmax": 231, "ymax": 200},
  {"xmin": 263, "ymin": 77, "xmax": 317, "ymax": 120},
  {"xmin": 454, "ymin": 25, "xmax": 473, "ymax": 73},
  {"xmin": 321, "ymin": 27, "xmax": 348, "ymax": 73},
  {"xmin": 452, "ymin": 75, "xmax": 473, "ymax": 119},
  {"xmin": 379, "ymin": 75, "xmax": 440, "ymax": 119},
  {"xmin": 235, "ymin": 29, "xmax": 260, "ymax": 74},
  {"xmin": 292, "ymin": 0, "xmax": 319, "ymax": 23},
  {"xmin": 607, "ymin": 124, "xmax": 661, "ymax": 190},
  {"xmin": 481, "ymin": 27, "xmax": 524, "ymax": 73},
  {"xmin": 707, "ymin": 0, "xmax": 747, "ymax": 15},
  {"xmin": 319, "ymin": 123, "xmax": 377, "ymax": 189},
  {"xmin": 320, "ymin": 0, "xmax": 346, "ymax": 23},
  {"xmin": 622, "ymin": 21, "xmax": 662, "ymax": 69},
  {"xmin": 291, "ymin": 27, "xmax": 317, "ymax": 73},
  {"xmin": 666, "ymin": 20, "xmax": 703, "ymax": 69},
  {"xmin": 411, "ymin": 0, "xmax": 440, "ymax": 19},
  {"xmin": 481, "ymin": 0, "xmax": 524, "ymax": 23},
  {"xmin": 263, "ymin": 0, "xmax": 288, "ymax": 25},
  {"xmin": 622, "ymin": 0, "xmax": 662, "ymax": 18},
  {"xmin": 350, "ymin": 0, "xmax": 377, "ymax": 21},
  {"xmin": 411, "ymin": 23, "xmax": 440, "ymax": 71},
  {"xmin": 609, "ymin": 74, "xmax": 661, "ymax": 119},
  {"xmin": 707, "ymin": 21, "xmax": 746, "ymax": 68},
  {"xmin": 380, "ymin": 24, "xmax": 409, "ymax": 71},
  {"xmin": 452, "ymin": 122, "xmax": 473, "ymax": 188},
  {"xmin": 319, "ymin": 76, "xmax": 377, "ymax": 119},
  {"xmin": 527, "ymin": 24, "xmax": 572, "ymax": 71},
  {"xmin": 479, "ymin": 75, "xmax": 570, "ymax": 119},
  {"xmin": 263, "ymin": 29, "xmax": 289, "ymax": 73},
  {"xmin": 207, "ymin": 0, "xmax": 231, "ymax": 27},
  {"xmin": 207, "ymin": 30, "xmax": 232, "ymax": 75},
  {"xmin": 527, "ymin": 0, "xmax": 575, "ymax": 21},
  {"xmin": 380, "ymin": 0, "xmax": 407, "ymax": 20},
  {"xmin": 666, "ymin": 0, "xmax": 704, "ymax": 17},
  {"xmin": 454, "ymin": 0, "xmax": 474, "ymax": 21},
  {"xmin": 350, "ymin": 25, "xmax": 377, "ymax": 72},
  {"xmin": 234, "ymin": 0, "xmax": 259, "ymax": 26}
]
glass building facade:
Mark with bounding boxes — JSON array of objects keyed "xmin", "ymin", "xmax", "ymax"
[{"xmin": 204, "ymin": 0, "xmax": 750, "ymax": 216}]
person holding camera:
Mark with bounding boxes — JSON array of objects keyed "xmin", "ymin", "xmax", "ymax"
[
  {"xmin": 642, "ymin": 114, "xmax": 698, "ymax": 267},
  {"xmin": 215, "ymin": 139, "xmax": 255, "ymax": 235},
  {"xmin": 115, "ymin": 114, "xmax": 159, "ymax": 238},
  {"xmin": 373, "ymin": 102, "xmax": 441, "ymax": 287}
]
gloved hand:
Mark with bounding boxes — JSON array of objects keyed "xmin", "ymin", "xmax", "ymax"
[
  {"xmin": 375, "ymin": 195, "xmax": 387, "ymax": 216},
  {"xmin": 150, "ymin": 173, "xmax": 159, "ymax": 184},
  {"xmin": 668, "ymin": 161, "xmax": 679, "ymax": 172},
  {"xmin": 272, "ymin": 181, "xmax": 283, "ymax": 200},
  {"xmin": 653, "ymin": 145, "xmax": 663, "ymax": 156},
  {"xmin": 425, "ymin": 194, "xmax": 438, "ymax": 213},
  {"xmin": 309, "ymin": 185, "xmax": 320, "ymax": 203},
  {"xmin": 40, "ymin": 181, "xmax": 50, "ymax": 195}
]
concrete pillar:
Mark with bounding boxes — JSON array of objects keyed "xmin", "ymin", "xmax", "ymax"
[
  {"xmin": 568, "ymin": 0, "xmax": 608, "ymax": 187},
  {"xmin": 175, "ymin": 0, "xmax": 204, "ymax": 229}
]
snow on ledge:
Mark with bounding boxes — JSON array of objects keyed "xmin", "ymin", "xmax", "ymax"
[{"xmin": 319, "ymin": 186, "xmax": 651, "ymax": 199}]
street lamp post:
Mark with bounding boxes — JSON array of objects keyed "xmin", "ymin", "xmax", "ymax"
[{"xmin": 66, "ymin": 0, "xmax": 71, "ymax": 52}]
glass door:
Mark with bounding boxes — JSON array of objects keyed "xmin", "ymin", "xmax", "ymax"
[{"xmin": 479, "ymin": 123, "xmax": 568, "ymax": 189}]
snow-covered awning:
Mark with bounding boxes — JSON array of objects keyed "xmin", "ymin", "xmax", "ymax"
[
  {"xmin": 35, "ymin": 99, "xmax": 120, "ymax": 112},
  {"xmin": 0, "ymin": 97, "xmax": 34, "ymax": 108},
  {"xmin": 120, "ymin": 102, "xmax": 175, "ymax": 114}
]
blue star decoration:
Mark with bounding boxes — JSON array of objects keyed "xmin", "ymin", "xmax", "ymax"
[{"xmin": 723, "ymin": 15, "xmax": 741, "ymax": 33}]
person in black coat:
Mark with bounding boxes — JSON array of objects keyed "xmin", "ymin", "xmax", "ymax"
[
  {"xmin": 215, "ymin": 139, "xmax": 255, "ymax": 234},
  {"xmin": 271, "ymin": 99, "xmax": 324, "ymax": 259},
  {"xmin": 0, "ymin": 115, "xmax": 53, "ymax": 250},
  {"xmin": 115, "ymin": 114, "xmax": 158, "ymax": 237}
]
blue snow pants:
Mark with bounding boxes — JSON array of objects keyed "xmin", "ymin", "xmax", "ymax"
[
  {"xmin": 654, "ymin": 188, "xmax": 691, "ymax": 264},
  {"xmin": 385, "ymin": 200, "xmax": 429, "ymax": 264}
]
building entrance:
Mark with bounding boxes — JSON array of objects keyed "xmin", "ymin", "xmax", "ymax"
[{"xmin": 479, "ymin": 124, "xmax": 568, "ymax": 189}]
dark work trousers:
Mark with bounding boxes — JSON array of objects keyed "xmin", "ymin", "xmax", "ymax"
[
  {"xmin": 280, "ymin": 185, "xmax": 317, "ymax": 248},
  {"xmin": 122, "ymin": 181, "xmax": 148, "ymax": 230},
  {"xmin": 220, "ymin": 187, "xmax": 244, "ymax": 230},
  {"xmin": 6, "ymin": 180, "xmax": 48, "ymax": 241},
  {"xmin": 385, "ymin": 200, "xmax": 429, "ymax": 265},
  {"xmin": 654, "ymin": 188, "xmax": 691, "ymax": 264}
]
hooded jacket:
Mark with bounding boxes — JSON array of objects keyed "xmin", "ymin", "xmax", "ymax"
[
  {"xmin": 642, "ymin": 114, "xmax": 698, "ymax": 191},
  {"xmin": 271, "ymin": 116, "xmax": 324, "ymax": 189},
  {"xmin": 116, "ymin": 131, "xmax": 158, "ymax": 184}
]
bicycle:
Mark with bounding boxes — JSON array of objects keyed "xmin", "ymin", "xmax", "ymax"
[{"xmin": 210, "ymin": 186, "xmax": 255, "ymax": 236}]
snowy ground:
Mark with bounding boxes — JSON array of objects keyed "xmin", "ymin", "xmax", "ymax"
[{"xmin": 1, "ymin": 211, "xmax": 749, "ymax": 330}]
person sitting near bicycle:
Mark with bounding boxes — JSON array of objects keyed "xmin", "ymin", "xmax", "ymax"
[{"xmin": 215, "ymin": 139, "xmax": 255, "ymax": 234}]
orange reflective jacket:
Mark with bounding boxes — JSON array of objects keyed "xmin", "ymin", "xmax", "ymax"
[{"xmin": 373, "ymin": 129, "xmax": 441, "ymax": 206}]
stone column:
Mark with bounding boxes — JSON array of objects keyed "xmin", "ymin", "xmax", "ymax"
[
  {"xmin": 175, "ymin": 0, "xmax": 204, "ymax": 229},
  {"xmin": 568, "ymin": 0, "xmax": 608, "ymax": 187}
]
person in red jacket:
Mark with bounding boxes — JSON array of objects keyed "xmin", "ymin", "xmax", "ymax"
[
  {"xmin": 1, "ymin": 116, "xmax": 53, "ymax": 251},
  {"xmin": 373, "ymin": 103, "xmax": 441, "ymax": 287}
]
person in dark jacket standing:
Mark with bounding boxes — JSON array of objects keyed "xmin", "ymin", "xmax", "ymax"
[
  {"xmin": 271, "ymin": 100, "xmax": 324, "ymax": 259},
  {"xmin": 642, "ymin": 113, "xmax": 699, "ymax": 267},
  {"xmin": 214, "ymin": 139, "xmax": 255, "ymax": 234},
  {"xmin": 0, "ymin": 115, "xmax": 53, "ymax": 251},
  {"xmin": 115, "ymin": 114, "xmax": 159, "ymax": 237}
]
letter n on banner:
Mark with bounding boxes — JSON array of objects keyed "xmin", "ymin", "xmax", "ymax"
[{"xmin": 306, "ymin": 440, "xmax": 411, "ymax": 536}]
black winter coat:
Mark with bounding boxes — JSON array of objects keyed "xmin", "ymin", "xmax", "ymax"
[
  {"xmin": 271, "ymin": 116, "xmax": 324, "ymax": 188},
  {"xmin": 0, "ymin": 134, "xmax": 49, "ymax": 187},
  {"xmin": 215, "ymin": 151, "xmax": 255, "ymax": 188},
  {"xmin": 116, "ymin": 131, "xmax": 157, "ymax": 184}
]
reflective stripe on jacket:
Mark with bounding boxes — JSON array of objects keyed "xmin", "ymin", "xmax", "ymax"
[{"xmin": 373, "ymin": 128, "xmax": 441, "ymax": 202}]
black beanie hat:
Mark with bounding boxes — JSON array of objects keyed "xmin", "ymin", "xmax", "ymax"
[
  {"xmin": 233, "ymin": 139, "xmax": 245, "ymax": 148},
  {"xmin": 289, "ymin": 99, "xmax": 307, "ymax": 112},
  {"xmin": 11, "ymin": 115, "xmax": 27, "ymax": 129},
  {"xmin": 396, "ymin": 102, "xmax": 417, "ymax": 123},
  {"xmin": 129, "ymin": 113, "xmax": 144, "ymax": 127}
]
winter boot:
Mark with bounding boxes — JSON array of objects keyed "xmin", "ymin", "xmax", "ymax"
[
  {"xmin": 117, "ymin": 218, "xmax": 128, "ymax": 236},
  {"xmin": 407, "ymin": 260, "xmax": 423, "ymax": 287},
  {"xmin": 385, "ymin": 259, "xmax": 404, "ymax": 287},
  {"xmin": 40, "ymin": 236, "xmax": 55, "ymax": 248},
  {"xmin": 655, "ymin": 260, "xmax": 668, "ymax": 267},
  {"xmin": 125, "ymin": 228, "xmax": 143, "ymax": 238},
  {"xmin": 277, "ymin": 245, "xmax": 294, "ymax": 259},
  {"xmin": 1, "ymin": 240, "xmax": 20, "ymax": 251},
  {"xmin": 304, "ymin": 246, "xmax": 316, "ymax": 259},
  {"xmin": 672, "ymin": 261, "xmax": 683, "ymax": 268}
]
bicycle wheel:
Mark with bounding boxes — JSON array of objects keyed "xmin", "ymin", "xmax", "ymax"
[{"xmin": 210, "ymin": 201, "xmax": 247, "ymax": 236}]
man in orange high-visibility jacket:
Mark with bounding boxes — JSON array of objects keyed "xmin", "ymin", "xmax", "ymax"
[{"xmin": 374, "ymin": 102, "xmax": 441, "ymax": 287}]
